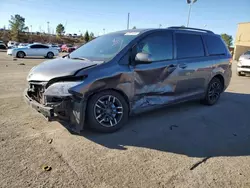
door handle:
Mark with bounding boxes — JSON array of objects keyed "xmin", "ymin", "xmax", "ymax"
[{"xmin": 179, "ymin": 64, "xmax": 187, "ymax": 69}]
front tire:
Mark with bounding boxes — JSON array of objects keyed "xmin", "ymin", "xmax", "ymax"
[
  {"xmin": 202, "ymin": 77, "xmax": 222, "ymax": 106},
  {"xmin": 86, "ymin": 90, "xmax": 129, "ymax": 133},
  {"xmin": 17, "ymin": 51, "xmax": 25, "ymax": 58}
]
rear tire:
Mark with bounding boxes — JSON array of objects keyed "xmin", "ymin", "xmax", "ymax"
[
  {"xmin": 17, "ymin": 51, "xmax": 25, "ymax": 58},
  {"xmin": 86, "ymin": 90, "xmax": 129, "ymax": 133},
  {"xmin": 47, "ymin": 52, "xmax": 54, "ymax": 59},
  {"xmin": 201, "ymin": 77, "xmax": 222, "ymax": 106}
]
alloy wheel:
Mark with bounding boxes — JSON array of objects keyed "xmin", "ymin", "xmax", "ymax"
[
  {"xmin": 47, "ymin": 52, "xmax": 53, "ymax": 59},
  {"xmin": 18, "ymin": 52, "xmax": 24, "ymax": 58},
  {"xmin": 94, "ymin": 95, "xmax": 123, "ymax": 127},
  {"xmin": 208, "ymin": 81, "xmax": 221, "ymax": 103}
]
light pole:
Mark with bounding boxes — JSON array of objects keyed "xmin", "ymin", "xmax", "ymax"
[
  {"xmin": 2, "ymin": 25, "xmax": 6, "ymax": 41},
  {"xmin": 47, "ymin": 21, "xmax": 50, "ymax": 43},
  {"xmin": 127, "ymin": 13, "xmax": 130, "ymax": 29},
  {"xmin": 30, "ymin": 25, "xmax": 32, "ymax": 42},
  {"xmin": 186, "ymin": 0, "xmax": 197, "ymax": 27},
  {"xmin": 47, "ymin": 21, "xmax": 50, "ymax": 34}
]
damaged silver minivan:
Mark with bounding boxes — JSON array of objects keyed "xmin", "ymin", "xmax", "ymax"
[{"xmin": 24, "ymin": 27, "xmax": 232, "ymax": 133}]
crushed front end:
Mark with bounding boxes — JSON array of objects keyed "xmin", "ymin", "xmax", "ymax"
[{"xmin": 24, "ymin": 80, "xmax": 86, "ymax": 133}]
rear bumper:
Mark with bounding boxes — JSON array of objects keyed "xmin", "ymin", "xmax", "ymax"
[{"xmin": 23, "ymin": 89, "xmax": 86, "ymax": 133}]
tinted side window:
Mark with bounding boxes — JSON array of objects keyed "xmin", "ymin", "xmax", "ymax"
[
  {"xmin": 136, "ymin": 32, "xmax": 173, "ymax": 61},
  {"xmin": 203, "ymin": 35, "xmax": 226, "ymax": 55},
  {"xmin": 30, "ymin": 45, "xmax": 39, "ymax": 49},
  {"xmin": 176, "ymin": 33, "xmax": 205, "ymax": 59},
  {"xmin": 37, "ymin": 45, "xmax": 49, "ymax": 48}
]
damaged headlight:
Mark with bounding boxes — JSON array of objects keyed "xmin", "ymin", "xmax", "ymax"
[{"xmin": 44, "ymin": 81, "xmax": 83, "ymax": 97}]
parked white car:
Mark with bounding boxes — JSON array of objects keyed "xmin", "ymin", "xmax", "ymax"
[
  {"xmin": 7, "ymin": 44, "xmax": 59, "ymax": 58},
  {"xmin": 7, "ymin": 41, "xmax": 18, "ymax": 48},
  {"xmin": 237, "ymin": 51, "xmax": 250, "ymax": 76}
]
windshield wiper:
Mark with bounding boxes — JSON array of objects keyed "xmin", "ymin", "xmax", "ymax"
[{"xmin": 71, "ymin": 57, "xmax": 91, "ymax": 61}]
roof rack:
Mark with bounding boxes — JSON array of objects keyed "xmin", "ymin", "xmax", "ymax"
[{"xmin": 167, "ymin": 26, "xmax": 214, "ymax": 34}]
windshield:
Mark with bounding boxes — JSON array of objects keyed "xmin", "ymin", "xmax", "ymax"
[{"xmin": 69, "ymin": 33, "xmax": 138, "ymax": 61}]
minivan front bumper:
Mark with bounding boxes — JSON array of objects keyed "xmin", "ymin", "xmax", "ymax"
[
  {"xmin": 24, "ymin": 89, "xmax": 55, "ymax": 120},
  {"xmin": 23, "ymin": 89, "xmax": 86, "ymax": 133}
]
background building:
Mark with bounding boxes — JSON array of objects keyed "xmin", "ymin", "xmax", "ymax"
[{"xmin": 233, "ymin": 22, "xmax": 250, "ymax": 60}]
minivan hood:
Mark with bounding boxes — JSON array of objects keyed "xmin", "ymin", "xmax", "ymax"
[{"xmin": 27, "ymin": 57, "xmax": 98, "ymax": 81}]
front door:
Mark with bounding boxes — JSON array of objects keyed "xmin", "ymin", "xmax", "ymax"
[{"xmin": 130, "ymin": 31, "xmax": 179, "ymax": 113}]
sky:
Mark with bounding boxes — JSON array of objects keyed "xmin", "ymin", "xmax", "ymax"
[{"xmin": 0, "ymin": 0, "xmax": 249, "ymax": 41}]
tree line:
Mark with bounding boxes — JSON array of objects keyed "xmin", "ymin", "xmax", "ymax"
[
  {"xmin": 6, "ymin": 14, "xmax": 233, "ymax": 47},
  {"xmin": 7, "ymin": 14, "xmax": 95, "ymax": 43},
  {"xmin": 56, "ymin": 23, "xmax": 95, "ymax": 42}
]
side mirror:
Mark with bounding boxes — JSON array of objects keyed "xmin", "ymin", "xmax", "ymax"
[{"xmin": 135, "ymin": 52, "xmax": 152, "ymax": 64}]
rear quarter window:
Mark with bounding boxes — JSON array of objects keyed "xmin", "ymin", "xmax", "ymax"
[
  {"xmin": 39, "ymin": 45, "xmax": 49, "ymax": 48},
  {"xmin": 203, "ymin": 35, "xmax": 227, "ymax": 56},
  {"xmin": 175, "ymin": 33, "xmax": 205, "ymax": 59}
]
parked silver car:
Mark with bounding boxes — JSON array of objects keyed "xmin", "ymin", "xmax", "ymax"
[
  {"xmin": 7, "ymin": 43, "xmax": 59, "ymax": 58},
  {"xmin": 24, "ymin": 27, "xmax": 232, "ymax": 133}
]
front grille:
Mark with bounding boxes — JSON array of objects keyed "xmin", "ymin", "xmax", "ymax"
[{"xmin": 28, "ymin": 82, "xmax": 47, "ymax": 104}]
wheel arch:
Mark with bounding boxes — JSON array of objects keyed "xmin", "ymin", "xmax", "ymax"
[
  {"xmin": 47, "ymin": 51, "xmax": 54, "ymax": 55},
  {"xmin": 85, "ymin": 88, "xmax": 131, "ymax": 114}
]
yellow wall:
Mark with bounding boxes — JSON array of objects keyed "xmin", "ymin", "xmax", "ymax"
[
  {"xmin": 234, "ymin": 45, "xmax": 250, "ymax": 60},
  {"xmin": 234, "ymin": 22, "xmax": 250, "ymax": 60},
  {"xmin": 235, "ymin": 22, "xmax": 250, "ymax": 46}
]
